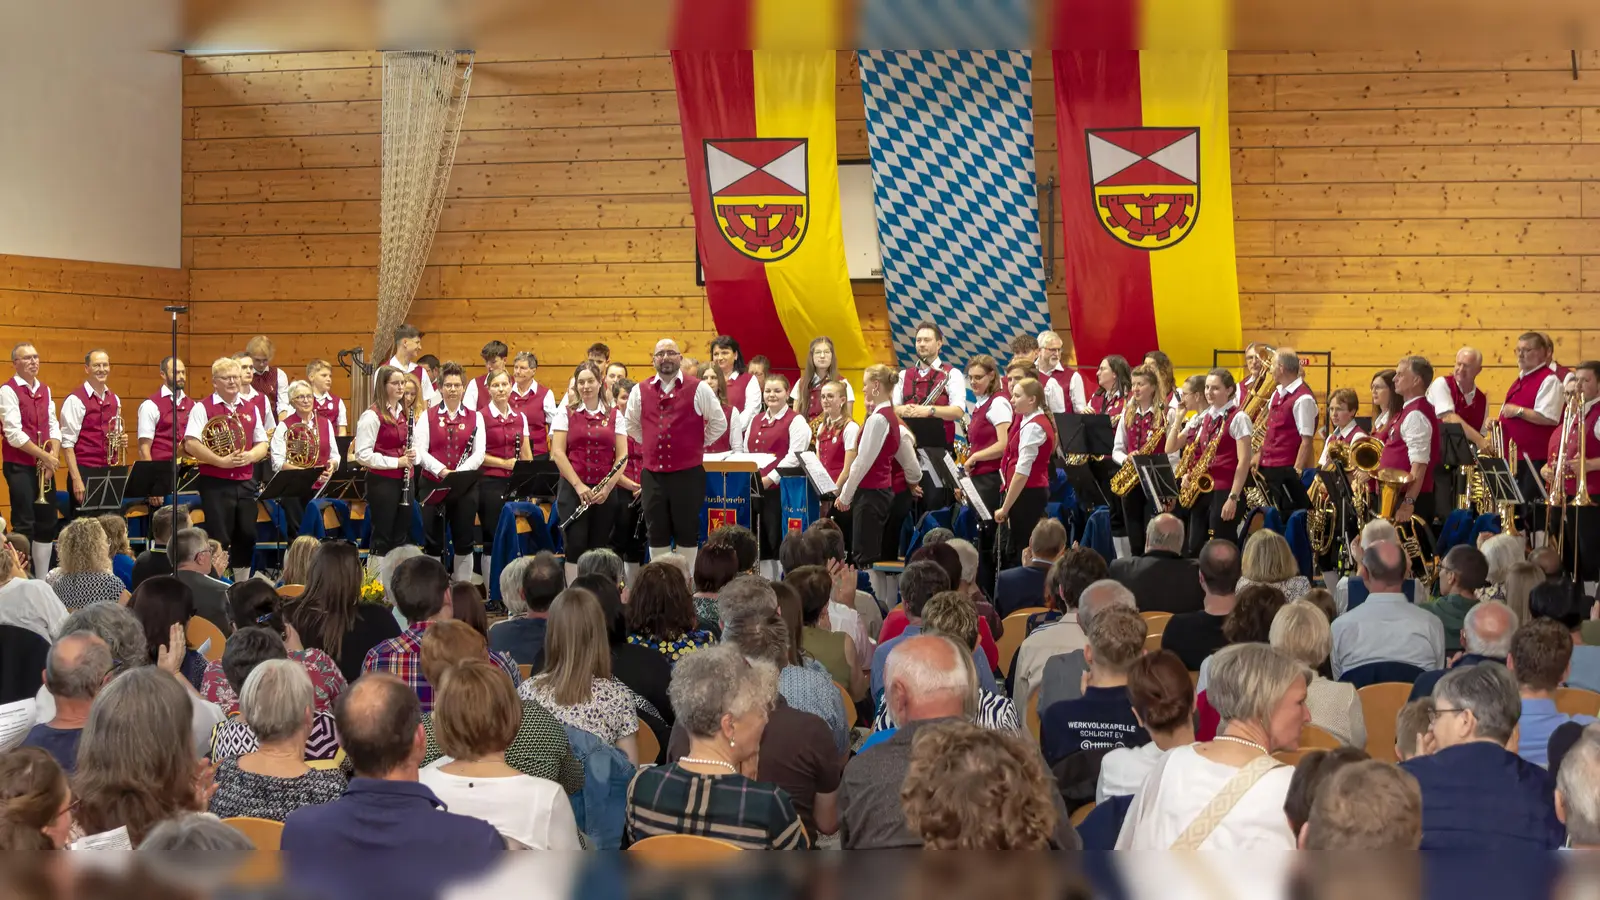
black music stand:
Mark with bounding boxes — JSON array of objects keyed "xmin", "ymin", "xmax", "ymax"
[
  {"xmin": 314, "ymin": 437, "xmax": 363, "ymax": 501},
  {"xmin": 1440, "ymin": 423, "xmax": 1476, "ymax": 468},
  {"xmin": 917, "ymin": 449, "xmax": 961, "ymax": 494},
  {"xmin": 123, "ymin": 460, "xmax": 174, "ymax": 506},
  {"xmin": 1133, "ymin": 454, "xmax": 1179, "ymax": 509},
  {"xmin": 260, "ymin": 468, "xmax": 323, "ymax": 503},
  {"xmin": 508, "ymin": 460, "xmax": 560, "ymax": 502},
  {"xmin": 1059, "ymin": 413, "xmax": 1114, "ymax": 509},
  {"xmin": 1478, "ymin": 457, "xmax": 1524, "ymax": 506},
  {"xmin": 904, "ymin": 416, "xmax": 950, "ymax": 453},
  {"xmin": 76, "ymin": 466, "xmax": 129, "ymax": 515},
  {"xmin": 422, "ymin": 469, "xmax": 482, "ymax": 506}
]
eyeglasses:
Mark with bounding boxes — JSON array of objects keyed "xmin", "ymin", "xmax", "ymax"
[
  {"xmin": 654, "ymin": 350, "xmax": 681, "ymax": 359},
  {"xmin": 1428, "ymin": 707, "xmax": 1469, "ymax": 723}
]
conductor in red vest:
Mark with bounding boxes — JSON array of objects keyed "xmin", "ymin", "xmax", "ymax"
[
  {"xmin": 1386, "ymin": 355, "xmax": 1442, "ymax": 528},
  {"xmin": 0, "ymin": 342, "xmax": 62, "ymax": 573},
  {"xmin": 1427, "ymin": 346, "xmax": 1489, "ymax": 515},
  {"xmin": 624, "ymin": 338, "xmax": 728, "ymax": 572},
  {"xmin": 184, "ymin": 357, "xmax": 270, "ymax": 581},
  {"xmin": 1501, "ymin": 332, "xmax": 1565, "ymax": 537},
  {"xmin": 1254, "ymin": 348, "xmax": 1316, "ymax": 512}
]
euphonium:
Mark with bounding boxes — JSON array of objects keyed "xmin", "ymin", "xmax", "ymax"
[
  {"xmin": 284, "ymin": 420, "xmax": 319, "ymax": 468},
  {"xmin": 106, "ymin": 414, "xmax": 127, "ymax": 467},
  {"xmin": 200, "ymin": 414, "xmax": 242, "ymax": 457},
  {"xmin": 1112, "ymin": 405, "xmax": 1165, "ymax": 496},
  {"xmin": 1306, "ymin": 444, "xmax": 1346, "ymax": 555},
  {"xmin": 1376, "ymin": 466, "xmax": 1435, "ymax": 590}
]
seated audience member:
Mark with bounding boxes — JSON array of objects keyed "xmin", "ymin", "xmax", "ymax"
[
  {"xmin": 1419, "ymin": 545, "xmax": 1490, "ymax": 653},
  {"xmin": 873, "ymin": 591, "xmax": 1020, "ymax": 734},
  {"xmin": 1300, "ymin": 760, "xmax": 1424, "ymax": 850},
  {"xmin": 575, "ymin": 546, "xmax": 628, "ymax": 590},
  {"xmin": 129, "ymin": 575, "xmax": 208, "ymax": 690},
  {"xmin": 901, "ymin": 720, "xmax": 1061, "ymax": 850},
  {"xmin": 1529, "ymin": 546, "xmax": 1564, "ymax": 581},
  {"xmin": 420, "ymin": 660, "xmax": 581, "ymax": 849},
  {"xmin": 97, "ymin": 515, "xmax": 135, "ymax": 591},
  {"xmin": 1013, "ymin": 548, "xmax": 1110, "ymax": 706},
  {"xmin": 579, "ymin": 572, "xmax": 673, "ymax": 728},
  {"xmin": 419, "ymin": 620, "xmax": 582, "ymax": 794},
  {"xmin": 675, "ymin": 607, "xmax": 843, "ymax": 837},
  {"xmin": 1329, "ymin": 542, "xmax": 1446, "ymax": 679},
  {"xmin": 1399, "ymin": 663, "xmax": 1564, "ymax": 850},
  {"xmin": 0, "ymin": 747, "xmax": 75, "ymax": 850},
  {"xmin": 1477, "ymin": 532, "xmax": 1527, "ymax": 604},
  {"xmin": 1161, "ymin": 539, "xmax": 1241, "ymax": 671},
  {"xmin": 490, "ymin": 555, "xmax": 531, "ymax": 627},
  {"xmin": 1556, "ymin": 726, "xmax": 1600, "ymax": 849},
  {"xmin": 1097, "ymin": 650, "xmax": 1196, "ymax": 803},
  {"xmin": 1333, "ymin": 519, "xmax": 1400, "ymax": 613},
  {"xmin": 692, "ymin": 544, "xmax": 741, "ymax": 628},
  {"xmin": 138, "ymin": 811, "xmax": 255, "ymax": 853},
  {"xmin": 1282, "ymin": 746, "xmax": 1369, "ymax": 838},
  {"xmin": 765, "ymin": 577, "xmax": 850, "ymax": 752},
  {"xmin": 1300, "ymin": 587, "xmax": 1337, "ymax": 625},
  {"xmin": 201, "ymin": 578, "xmax": 345, "ymax": 716},
  {"xmin": 1237, "ymin": 529, "xmax": 1311, "ymax": 602},
  {"xmin": 626, "ymin": 644, "xmax": 809, "ymax": 849},
  {"xmin": 208, "ymin": 659, "xmax": 346, "ymax": 822},
  {"xmin": 363, "ymin": 557, "xmax": 518, "ymax": 712},
  {"xmin": 1502, "ymin": 561, "xmax": 1543, "ymax": 627},
  {"xmin": 706, "ymin": 524, "xmax": 759, "ymax": 578},
  {"xmin": 1410, "ymin": 601, "xmax": 1516, "ymax": 700},
  {"xmin": 283, "ymin": 541, "xmax": 402, "ymax": 685},
  {"xmin": 130, "ymin": 505, "xmax": 189, "ymax": 589},
  {"xmin": 1109, "ymin": 514, "xmax": 1204, "ymax": 615},
  {"xmin": 74, "ymin": 667, "xmax": 206, "ymax": 844},
  {"xmin": 21, "ymin": 632, "xmax": 112, "ymax": 772},
  {"xmin": 805, "ymin": 521, "xmax": 885, "ymax": 641},
  {"xmin": 625, "ymin": 561, "xmax": 715, "ymax": 664},
  {"xmin": 1395, "ymin": 698, "xmax": 1435, "ymax": 762},
  {"xmin": 1529, "ymin": 579, "xmax": 1600, "ymax": 691},
  {"xmin": 1118, "ymin": 644, "xmax": 1309, "ymax": 849},
  {"xmin": 167, "ymin": 527, "xmax": 231, "ymax": 636},
  {"xmin": 209, "ymin": 628, "xmax": 341, "ymax": 766},
  {"xmin": 790, "ymin": 565, "xmax": 866, "ymax": 702},
  {"xmin": 945, "ymin": 538, "xmax": 1002, "ymax": 634},
  {"xmin": 1270, "ymin": 601, "xmax": 1365, "ymax": 747},
  {"xmin": 994, "ymin": 519, "xmax": 1068, "ymax": 616},
  {"xmin": 0, "ymin": 536, "xmax": 67, "ymax": 642},
  {"xmin": 1507, "ymin": 618, "xmax": 1597, "ymax": 768},
  {"xmin": 46, "ymin": 518, "xmax": 129, "ymax": 609},
  {"xmin": 841, "ymin": 635, "xmax": 1080, "ymax": 850},
  {"xmin": 883, "ymin": 543, "xmax": 999, "ymax": 668},
  {"xmin": 1041, "ymin": 603, "xmax": 1149, "ymax": 766},
  {"xmin": 279, "ymin": 534, "xmax": 319, "ymax": 587},
  {"xmin": 522, "ymin": 588, "xmax": 642, "ymax": 763},
  {"xmin": 4, "ymin": 532, "xmax": 31, "ymax": 578},
  {"xmin": 282, "ymin": 675, "xmax": 504, "ymax": 899},
  {"xmin": 489, "ymin": 551, "xmax": 561, "ymax": 667},
  {"xmin": 870, "ymin": 562, "xmax": 995, "ymax": 702}
]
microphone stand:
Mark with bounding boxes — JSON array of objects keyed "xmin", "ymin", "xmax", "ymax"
[{"xmin": 163, "ymin": 305, "xmax": 187, "ymax": 511}]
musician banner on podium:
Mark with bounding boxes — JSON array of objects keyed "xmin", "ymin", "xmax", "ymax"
[{"xmin": 701, "ymin": 469, "xmax": 753, "ymax": 542}]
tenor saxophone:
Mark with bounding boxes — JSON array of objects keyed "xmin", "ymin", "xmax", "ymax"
[{"xmin": 1111, "ymin": 406, "xmax": 1165, "ymax": 496}]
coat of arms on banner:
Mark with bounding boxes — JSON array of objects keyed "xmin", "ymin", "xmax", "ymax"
[
  {"xmin": 707, "ymin": 507, "xmax": 739, "ymax": 531},
  {"xmin": 704, "ymin": 138, "xmax": 809, "ymax": 262},
  {"xmin": 1085, "ymin": 128, "xmax": 1200, "ymax": 250}
]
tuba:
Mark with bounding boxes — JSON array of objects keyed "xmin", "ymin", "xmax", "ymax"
[
  {"xmin": 106, "ymin": 415, "xmax": 127, "ymax": 467},
  {"xmin": 200, "ymin": 414, "xmax": 242, "ymax": 458},
  {"xmin": 284, "ymin": 420, "xmax": 319, "ymax": 468},
  {"xmin": 1376, "ymin": 466, "xmax": 1435, "ymax": 590}
]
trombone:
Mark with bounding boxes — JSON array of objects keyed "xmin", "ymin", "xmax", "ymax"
[{"xmin": 1547, "ymin": 393, "xmax": 1591, "ymax": 562}]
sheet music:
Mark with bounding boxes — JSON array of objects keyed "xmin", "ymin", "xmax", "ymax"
[
  {"xmin": 0, "ymin": 699, "xmax": 36, "ymax": 752},
  {"xmin": 71, "ymin": 826, "xmax": 133, "ymax": 851},
  {"xmin": 917, "ymin": 450, "xmax": 944, "ymax": 489},
  {"xmin": 796, "ymin": 451, "xmax": 837, "ymax": 494},
  {"xmin": 705, "ymin": 451, "xmax": 778, "ymax": 468},
  {"xmin": 959, "ymin": 475, "xmax": 993, "ymax": 521}
]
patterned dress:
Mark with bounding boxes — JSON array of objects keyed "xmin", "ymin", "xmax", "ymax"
[
  {"xmin": 626, "ymin": 629, "xmax": 715, "ymax": 665},
  {"xmin": 520, "ymin": 676, "xmax": 641, "ymax": 745}
]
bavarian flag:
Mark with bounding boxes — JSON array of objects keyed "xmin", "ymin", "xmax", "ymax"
[
  {"xmin": 672, "ymin": 1, "xmax": 873, "ymax": 383},
  {"xmin": 1053, "ymin": 0, "xmax": 1241, "ymax": 373}
]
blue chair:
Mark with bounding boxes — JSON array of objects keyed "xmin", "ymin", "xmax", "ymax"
[
  {"xmin": 1282, "ymin": 509, "xmax": 1313, "ymax": 578},
  {"xmin": 487, "ymin": 502, "xmax": 555, "ymax": 603},
  {"xmin": 1434, "ymin": 508, "xmax": 1474, "ymax": 559},
  {"xmin": 1080, "ymin": 506, "xmax": 1113, "ymax": 560},
  {"xmin": 1339, "ymin": 661, "xmax": 1425, "ymax": 688}
]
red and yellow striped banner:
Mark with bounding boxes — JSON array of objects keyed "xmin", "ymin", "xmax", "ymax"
[{"xmin": 1053, "ymin": 0, "xmax": 1241, "ymax": 372}]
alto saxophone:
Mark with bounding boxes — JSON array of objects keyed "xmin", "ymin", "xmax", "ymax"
[
  {"xmin": 1178, "ymin": 415, "xmax": 1226, "ymax": 509},
  {"xmin": 1111, "ymin": 406, "xmax": 1165, "ymax": 496}
]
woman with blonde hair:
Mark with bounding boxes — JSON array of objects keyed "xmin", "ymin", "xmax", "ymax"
[
  {"xmin": 813, "ymin": 379, "xmax": 858, "ymax": 486},
  {"xmin": 550, "ymin": 361, "xmax": 629, "ymax": 582},
  {"xmin": 522, "ymin": 587, "xmax": 641, "ymax": 763},
  {"xmin": 280, "ymin": 535, "xmax": 320, "ymax": 587},
  {"xmin": 1238, "ymin": 529, "xmax": 1312, "ymax": 601},
  {"xmin": 996, "ymin": 377, "xmax": 1054, "ymax": 568},
  {"xmin": 1478, "ymin": 532, "xmax": 1527, "ymax": 603},
  {"xmin": 0, "ymin": 747, "xmax": 75, "ymax": 850},
  {"xmin": 46, "ymin": 517, "xmax": 128, "ymax": 609},
  {"xmin": 97, "ymin": 513, "xmax": 135, "ymax": 589},
  {"xmin": 1142, "ymin": 349, "xmax": 1178, "ymax": 412},
  {"xmin": 1270, "ymin": 600, "xmax": 1365, "ymax": 747},
  {"xmin": 834, "ymin": 364, "xmax": 922, "ymax": 602}
]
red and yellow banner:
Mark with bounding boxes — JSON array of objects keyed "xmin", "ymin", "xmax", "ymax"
[
  {"xmin": 672, "ymin": 1, "xmax": 873, "ymax": 381},
  {"xmin": 1053, "ymin": 0, "xmax": 1241, "ymax": 372}
]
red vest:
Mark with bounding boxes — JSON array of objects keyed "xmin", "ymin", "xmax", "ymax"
[
  {"xmin": 482, "ymin": 406, "xmax": 526, "ymax": 479},
  {"xmin": 800, "ymin": 378, "xmax": 826, "ymax": 419},
  {"xmin": 146, "ymin": 390, "xmax": 195, "ymax": 463},
  {"xmin": 1446, "ymin": 376, "xmax": 1487, "ymax": 433},
  {"xmin": 563, "ymin": 405, "xmax": 619, "ymax": 485},
  {"xmin": 0, "ymin": 380, "xmax": 51, "ymax": 467},
  {"xmin": 1043, "ymin": 368, "xmax": 1076, "ymax": 411},
  {"xmin": 816, "ymin": 420, "xmax": 849, "ymax": 481},
  {"xmin": 1260, "ymin": 382, "xmax": 1313, "ymax": 468},
  {"xmin": 368, "ymin": 408, "xmax": 409, "ymax": 480},
  {"xmin": 639, "ymin": 374, "xmax": 708, "ymax": 474},
  {"xmin": 903, "ymin": 363, "xmax": 956, "ymax": 444},
  {"xmin": 196, "ymin": 397, "xmax": 254, "ymax": 481},
  {"xmin": 468, "ymin": 375, "xmax": 491, "ymax": 411},
  {"xmin": 240, "ymin": 391, "xmax": 272, "ymax": 433},
  {"xmin": 1326, "ymin": 422, "xmax": 1367, "ymax": 450},
  {"xmin": 859, "ymin": 406, "xmax": 902, "ymax": 491},
  {"xmin": 1380, "ymin": 397, "xmax": 1440, "ymax": 492},
  {"xmin": 1504, "ymin": 366, "xmax": 1559, "ymax": 462},
  {"xmin": 746, "ymin": 408, "xmax": 799, "ymax": 480},
  {"xmin": 425, "ymin": 405, "xmax": 478, "ymax": 476},
  {"xmin": 1545, "ymin": 401, "xmax": 1600, "ymax": 497},
  {"xmin": 708, "ymin": 404, "xmax": 733, "ymax": 453},
  {"xmin": 510, "ymin": 384, "xmax": 551, "ymax": 456},
  {"xmin": 67, "ymin": 385, "xmax": 120, "ymax": 468},
  {"xmin": 251, "ymin": 367, "xmax": 281, "ymax": 414},
  {"xmin": 1090, "ymin": 390, "xmax": 1126, "ymax": 418},
  {"xmin": 1123, "ymin": 407, "xmax": 1159, "ymax": 462},
  {"xmin": 1003, "ymin": 412, "xmax": 1057, "ymax": 490},
  {"xmin": 967, "ymin": 395, "xmax": 1004, "ymax": 477},
  {"xmin": 283, "ymin": 413, "xmax": 333, "ymax": 469},
  {"xmin": 625, "ymin": 437, "xmax": 644, "ymax": 484},
  {"xmin": 312, "ymin": 393, "xmax": 343, "ymax": 429},
  {"xmin": 726, "ymin": 371, "xmax": 755, "ymax": 415},
  {"xmin": 1202, "ymin": 408, "xmax": 1245, "ymax": 490}
]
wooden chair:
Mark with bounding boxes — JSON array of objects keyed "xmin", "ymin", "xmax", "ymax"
[
  {"xmin": 1143, "ymin": 632, "xmax": 1165, "ymax": 652},
  {"xmin": 186, "ymin": 616, "xmax": 227, "ymax": 662},
  {"xmin": 628, "ymin": 834, "xmax": 744, "ymax": 863},
  {"xmin": 518, "ymin": 664, "xmax": 533, "ymax": 681},
  {"xmin": 1140, "ymin": 611, "xmax": 1173, "ymax": 630},
  {"xmin": 223, "ymin": 816, "xmax": 283, "ymax": 850},
  {"xmin": 1026, "ymin": 691, "xmax": 1041, "ymax": 742},
  {"xmin": 276, "ymin": 583, "xmax": 305, "ymax": 599},
  {"xmin": 836, "ymin": 681, "xmax": 858, "ymax": 729},
  {"xmin": 997, "ymin": 608, "xmax": 1050, "ymax": 678},
  {"xmin": 1358, "ymin": 682, "xmax": 1413, "ymax": 763},
  {"xmin": 636, "ymin": 717, "xmax": 661, "ymax": 766},
  {"xmin": 1273, "ymin": 749, "xmax": 1309, "ymax": 766},
  {"xmin": 1556, "ymin": 687, "xmax": 1600, "ymax": 717},
  {"xmin": 1298, "ymin": 723, "xmax": 1342, "ymax": 750},
  {"xmin": 322, "ymin": 504, "xmax": 342, "ymax": 531},
  {"xmin": 1070, "ymin": 802, "xmax": 1096, "ymax": 827}
]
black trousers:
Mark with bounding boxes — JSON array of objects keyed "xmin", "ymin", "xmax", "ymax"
[
  {"xmin": 478, "ymin": 477, "xmax": 511, "ymax": 561},
  {"xmin": 1556, "ymin": 504, "xmax": 1600, "ymax": 582},
  {"xmin": 366, "ymin": 475, "xmax": 412, "ymax": 557},
  {"xmin": 757, "ymin": 480, "xmax": 785, "ymax": 560},
  {"xmin": 611, "ymin": 490, "xmax": 648, "ymax": 563},
  {"xmin": 420, "ymin": 474, "xmax": 479, "ymax": 557},
  {"xmin": 882, "ymin": 490, "xmax": 914, "ymax": 563},
  {"xmin": 1434, "ymin": 464, "xmax": 1465, "ymax": 523},
  {"xmin": 197, "ymin": 475, "xmax": 257, "ymax": 570},
  {"xmin": 66, "ymin": 464, "xmax": 112, "ymax": 521},
  {"xmin": 970, "ymin": 471, "xmax": 1004, "ymax": 596},
  {"xmin": 850, "ymin": 488, "xmax": 894, "ymax": 565},
  {"xmin": 642, "ymin": 466, "xmax": 705, "ymax": 549},
  {"xmin": 3, "ymin": 461, "xmax": 58, "ymax": 543},
  {"xmin": 1191, "ymin": 488, "xmax": 1241, "ymax": 547},
  {"xmin": 1261, "ymin": 465, "xmax": 1311, "ymax": 513},
  {"xmin": 558, "ymin": 480, "xmax": 624, "ymax": 560},
  {"xmin": 1119, "ymin": 488, "xmax": 1151, "ymax": 556},
  {"xmin": 1001, "ymin": 485, "xmax": 1048, "ymax": 569}
]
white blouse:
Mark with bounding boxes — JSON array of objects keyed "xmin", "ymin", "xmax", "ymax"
[
  {"xmin": 419, "ymin": 763, "xmax": 581, "ymax": 850},
  {"xmin": 1115, "ymin": 744, "xmax": 1297, "ymax": 850}
]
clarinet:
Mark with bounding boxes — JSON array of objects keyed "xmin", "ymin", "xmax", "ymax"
[
  {"xmin": 401, "ymin": 408, "xmax": 416, "ymax": 507},
  {"xmin": 565, "ymin": 457, "xmax": 628, "ymax": 528}
]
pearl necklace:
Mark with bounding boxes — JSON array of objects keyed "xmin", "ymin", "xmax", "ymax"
[
  {"xmin": 1213, "ymin": 735, "xmax": 1268, "ymax": 755},
  {"xmin": 679, "ymin": 756, "xmax": 737, "ymax": 773}
]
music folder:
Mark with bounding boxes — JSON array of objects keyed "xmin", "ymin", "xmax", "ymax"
[
  {"xmin": 1440, "ymin": 423, "xmax": 1477, "ymax": 468},
  {"xmin": 421, "ymin": 469, "xmax": 481, "ymax": 507},
  {"xmin": 508, "ymin": 459, "xmax": 561, "ymax": 501},
  {"xmin": 959, "ymin": 474, "xmax": 994, "ymax": 521},
  {"xmin": 259, "ymin": 467, "xmax": 323, "ymax": 502},
  {"xmin": 794, "ymin": 450, "xmax": 837, "ymax": 496},
  {"xmin": 917, "ymin": 449, "xmax": 960, "ymax": 492},
  {"xmin": 121, "ymin": 461, "xmax": 173, "ymax": 506},
  {"xmin": 1133, "ymin": 454, "xmax": 1179, "ymax": 508}
]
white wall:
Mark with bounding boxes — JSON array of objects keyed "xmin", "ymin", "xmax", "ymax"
[{"xmin": 0, "ymin": 0, "xmax": 181, "ymax": 268}]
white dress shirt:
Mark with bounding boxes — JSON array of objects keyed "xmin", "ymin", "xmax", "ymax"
[
  {"xmin": 1011, "ymin": 412, "xmax": 1049, "ymax": 480},
  {"xmin": 184, "ymin": 394, "xmax": 269, "ymax": 446},
  {"xmin": 732, "ymin": 373, "xmax": 761, "ymax": 416},
  {"xmin": 1426, "ymin": 375, "xmax": 1474, "ymax": 419},
  {"xmin": 623, "ymin": 371, "xmax": 728, "ymax": 448},
  {"xmin": 269, "ymin": 413, "xmax": 341, "ymax": 472},
  {"xmin": 1112, "ymin": 405, "xmax": 1158, "ymax": 464},
  {"xmin": 1318, "ymin": 421, "xmax": 1368, "ymax": 466},
  {"xmin": 892, "ymin": 358, "xmax": 969, "ymax": 413},
  {"xmin": 1397, "ymin": 400, "xmax": 1433, "ymax": 465},
  {"xmin": 1271, "ymin": 378, "xmax": 1318, "ymax": 437},
  {"xmin": 136, "ymin": 386, "xmax": 183, "ymax": 442},
  {"xmin": 510, "ymin": 380, "xmax": 561, "ymax": 427},
  {"xmin": 974, "ymin": 393, "xmax": 1014, "ymax": 431},
  {"xmin": 59, "ymin": 382, "xmax": 121, "ymax": 449},
  {"xmin": 311, "ymin": 390, "xmax": 349, "ymax": 428},
  {"xmin": 353, "ymin": 405, "xmax": 411, "ymax": 472},
  {"xmin": 1504, "ymin": 363, "xmax": 1564, "ymax": 423},
  {"xmin": 837, "ymin": 403, "xmax": 922, "ymax": 505},
  {"xmin": 1039, "ymin": 365, "xmax": 1088, "ymax": 415},
  {"xmin": 414, "ymin": 404, "xmax": 485, "ymax": 477},
  {"xmin": 735, "ymin": 408, "xmax": 811, "ymax": 486},
  {"xmin": 0, "ymin": 376, "xmax": 60, "ymax": 449}
]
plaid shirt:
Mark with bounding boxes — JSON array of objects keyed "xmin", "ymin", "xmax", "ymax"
[
  {"xmin": 362, "ymin": 621, "xmax": 522, "ymax": 713},
  {"xmin": 626, "ymin": 763, "xmax": 810, "ymax": 849}
]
